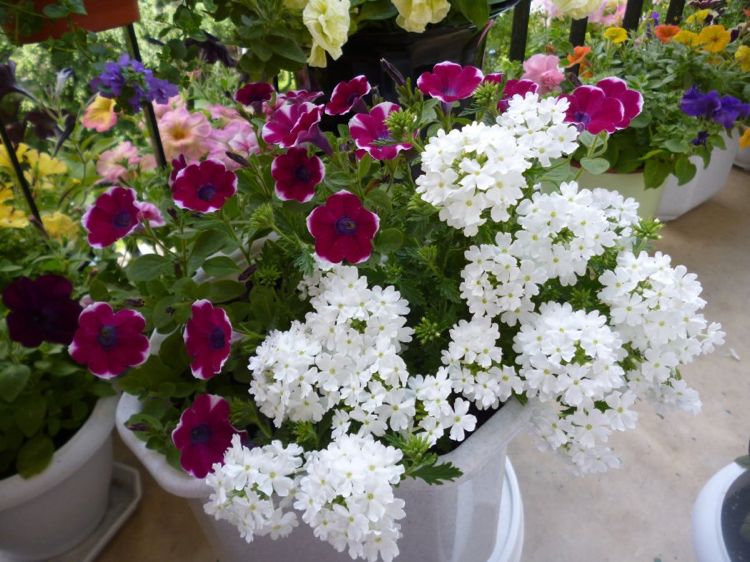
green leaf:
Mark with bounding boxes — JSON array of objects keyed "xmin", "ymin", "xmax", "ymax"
[
  {"xmin": 376, "ymin": 228, "xmax": 404, "ymax": 253},
  {"xmin": 664, "ymin": 139, "xmax": 689, "ymax": 154},
  {"xmin": 452, "ymin": 0, "xmax": 489, "ymax": 27},
  {"xmin": 578, "ymin": 131, "xmax": 597, "ymax": 148},
  {"xmin": 356, "ymin": 0, "xmax": 397, "ymax": 21},
  {"xmin": 189, "ymin": 229, "xmax": 230, "ymax": 273},
  {"xmin": 0, "ymin": 364, "xmax": 31, "ymax": 402},
  {"xmin": 42, "ymin": 4, "xmax": 69, "ymax": 18},
  {"xmin": 410, "ymin": 459, "xmax": 463, "ymax": 485},
  {"xmin": 204, "ymin": 280, "xmax": 247, "ymax": 303},
  {"xmin": 14, "ymin": 397, "xmax": 46, "ymax": 438},
  {"xmin": 17, "ymin": 435, "xmax": 55, "ymax": 478},
  {"xmin": 127, "ymin": 254, "xmax": 172, "ymax": 283},
  {"xmin": 580, "ymin": 157, "xmax": 610, "ymax": 175},
  {"xmin": 202, "ymin": 256, "xmax": 241, "ymax": 277},
  {"xmin": 674, "ymin": 156, "xmax": 697, "ymax": 186},
  {"xmin": 267, "ymin": 35, "xmax": 307, "ymax": 63},
  {"xmin": 643, "ymin": 159, "xmax": 671, "ymax": 189}
]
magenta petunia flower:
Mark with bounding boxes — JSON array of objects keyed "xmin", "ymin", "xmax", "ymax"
[
  {"xmin": 277, "ymin": 89, "xmax": 323, "ymax": 105},
  {"xmin": 271, "ymin": 147, "xmax": 325, "ymax": 203},
  {"xmin": 184, "ymin": 300, "xmax": 232, "ymax": 380},
  {"xmin": 306, "ymin": 190, "xmax": 379, "ymax": 264},
  {"xmin": 498, "ymin": 79, "xmax": 539, "ymax": 112},
  {"xmin": 483, "ymin": 72, "xmax": 504, "ymax": 85},
  {"xmin": 325, "ymin": 75, "xmax": 371, "ymax": 116},
  {"xmin": 172, "ymin": 159, "xmax": 238, "ymax": 213},
  {"xmin": 171, "ymin": 394, "xmax": 244, "ymax": 478},
  {"xmin": 561, "ymin": 85, "xmax": 626, "ymax": 134},
  {"xmin": 595, "ymin": 77, "xmax": 643, "ymax": 129},
  {"xmin": 348, "ymin": 102, "xmax": 411, "ymax": 161},
  {"xmin": 235, "ymin": 81, "xmax": 274, "ymax": 112},
  {"xmin": 69, "ymin": 302, "xmax": 149, "ymax": 379},
  {"xmin": 170, "ymin": 154, "xmax": 189, "ymax": 185},
  {"xmin": 261, "ymin": 102, "xmax": 323, "ymax": 148},
  {"xmin": 2, "ymin": 275, "xmax": 82, "ymax": 348},
  {"xmin": 416, "ymin": 62, "xmax": 484, "ymax": 103},
  {"xmin": 82, "ymin": 186, "xmax": 142, "ymax": 249}
]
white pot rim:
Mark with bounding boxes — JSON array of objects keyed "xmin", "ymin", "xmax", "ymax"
[
  {"xmin": 116, "ymin": 392, "xmax": 530, "ymax": 498},
  {"xmin": 0, "ymin": 395, "xmax": 118, "ymax": 510}
]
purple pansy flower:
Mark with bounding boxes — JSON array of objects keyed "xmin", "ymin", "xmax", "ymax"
[
  {"xmin": 562, "ymin": 85, "xmax": 626, "ymax": 134},
  {"xmin": 307, "ymin": 190, "xmax": 379, "ymax": 264},
  {"xmin": 325, "ymin": 75, "xmax": 371, "ymax": 116},
  {"xmin": 172, "ymin": 160, "xmax": 237, "ymax": 213},
  {"xmin": 171, "ymin": 394, "xmax": 245, "ymax": 478},
  {"xmin": 82, "ymin": 186, "xmax": 142, "ymax": 249},
  {"xmin": 2, "ymin": 275, "xmax": 82, "ymax": 348},
  {"xmin": 348, "ymin": 102, "xmax": 412, "ymax": 161},
  {"xmin": 596, "ymin": 77, "xmax": 643, "ymax": 129},
  {"xmin": 235, "ymin": 82, "xmax": 274, "ymax": 113},
  {"xmin": 271, "ymin": 147, "xmax": 325, "ymax": 203},
  {"xmin": 261, "ymin": 102, "xmax": 324, "ymax": 149},
  {"xmin": 184, "ymin": 300, "xmax": 232, "ymax": 380},
  {"xmin": 498, "ymin": 79, "xmax": 539, "ymax": 112},
  {"xmin": 417, "ymin": 62, "xmax": 484, "ymax": 104},
  {"xmin": 69, "ymin": 302, "xmax": 149, "ymax": 379}
]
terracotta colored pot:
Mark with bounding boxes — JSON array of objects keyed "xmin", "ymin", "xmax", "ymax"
[{"xmin": 3, "ymin": 0, "xmax": 140, "ymax": 44}]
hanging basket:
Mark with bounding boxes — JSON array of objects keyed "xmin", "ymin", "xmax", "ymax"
[{"xmin": 2, "ymin": 0, "xmax": 140, "ymax": 45}]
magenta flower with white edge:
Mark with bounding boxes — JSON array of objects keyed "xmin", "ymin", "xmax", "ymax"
[
  {"xmin": 172, "ymin": 159, "xmax": 237, "ymax": 213},
  {"xmin": 561, "ymin": 85, "xmax": 626, "ymax": 134},
  {"xmin": 483, "ymin": 72, "xmax": 504, "ymax": 85},
  {"xmin": 261, "ymin": 102, "xmax": 323, "ymax": 148},
  {"xmin": 82, "ymin": 186, "xmax": 142, "ymax": 249},
  {"xmin": 596, "ymin": 77, "xmax": 643, "ymax": 129},
  {"xmin": 416, "ymin": 62, "xmax": 484, "ymax": 103},
  {"xmin": 235, "ymin": 81, "xmax": 274, "ymax": 112},
  {"xmin": 184, "ymin": 300, "xmax": 233, "ymax": 380},
  {"xmin": 170, "ymin": 154, "xmax": 189, "ymax": 185},
  {"xmin": 277, "ymin": 89, "xmax": 324, "ymax": 105},
  {"xmin": 498, "ymin": 79, "xmax": 539, "ymax": 112},
  {"xmin": 271, "ymin": 147, "xmax": 324, "ymax": 203},
  {"xmin": 325, "ymin": 75, "xmax": 371, "ymax": 116},
  {"xmin": 348, "ymin": 102, "xmax": 411, "ymax": 161},
  {"xmin": 171, "ymin": 394, "xmax": 245, "ymax": 478},
  {"xmin": 307, "ymin": 190, "xmax": 379, "ymax": 264},
  {"xmin": 69, "ymin": 302, "xmax": 149, "ymax": 379}
]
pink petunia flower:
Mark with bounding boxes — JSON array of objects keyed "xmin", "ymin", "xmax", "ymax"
[
  {"xmin": 235, "ymin": 82, "xmax": 274, "ymax": 113},
  {"xmin": 588, "ymin": 0, "xmax": 626, "ymax": 26},
  {"xmin": 158, "ymin": 106, "xmax": 212, "ymax": 161},
  {"xmin": 81, "ymin": 95, "xmax": 118, "ymax": 133},
  {"xmin": 96, "ymin": 142, "xmax": 140, "ymax": 184},
  {"xmin": 206, "ymin": 119, "xmax": 259, "ymax": 170},
  {"xmin": 82, "ymin": 186, "xmax": 142, "ymax": 248},
  {"xmin": 278, "ymin": 89, "xmax": 324, "ymax": 105},
  {"xmin": 261, "ymin": 102, "xmax": 324, "ymax": 149},
  {"xmin": 348, "ymin": 102, "xmax": 411, "ymax": 161},
  {"xmin": 325, "ymin": 75, "xmax": 371, "ymax": 116},
  {"xmin": 172, "ymin": 159, "xmax": 237, "ymax": 213},
  {"xmin": 136, "ymin": 201, "xmax": 166, "ymax": 228},
  {"xmin": 271, "ymin": 147, "xmax": 324, "ymax": 203},
  {"xmin": 561, "ymin": 85, "xmax": 626, "ymax": 134},
  {"xmin": 69, "ymin": 302, "xmax": 149, "ymax": 379},
  {"xmin": 153, "ymin": 95, "xmax": 186, "ymax": 119},
  {"xmin": 498, "ymin": 79, "xmax": 540, "ymax": 112},
  {"xmin": 595, "ymin": 77, "xmax": 643, "ymax": 129},
  {"xmin": 521, "ymin": 54, "xmax": 565, "ymax": 94},
  {"xmin": 306, "ymin": 190, "xmax": 379, "ymax": 264},
  {"xmin": 171, "ymin": 394, "xmax": 245, "ymax": 478},
  {"xmin": 416, "ymin": 62, "xmax": 484, "ymax": 104},
  {"xmin": 184, "ymin": 300, "xmax": 232, "ymax": 380}
]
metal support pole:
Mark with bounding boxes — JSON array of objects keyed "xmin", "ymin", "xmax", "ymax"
[
  {"xmin": 568, "ymin": 18, "xmax": 588, "ymax": 76},
  {"xmin": 622, "ymin": 0, "xmax": 645, "ymax": 31},
  {"xmin": 123, "ymin": 23, "xmax": 168, "ymax": 169},
  {"xmin": 666, "ymin": 0, "xmax": 686, "ymax": 24},
  {"xmin": 509, "ymin": 0, "xmax": 532, "ymax": 62}
]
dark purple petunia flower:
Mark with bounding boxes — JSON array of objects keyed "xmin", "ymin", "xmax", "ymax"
[
  {"xmin": 714, "ymin": 96, "xmax": 750, "ymax": 129},
  {"xmin": 3, "ymin": 275, "xmax": 82, "ymax": 348},
  {"xmin": 184, "ymin": 300, "xmax": 232, "ymax": 380},
  {"xmin": 261, "ymin": 102, "xmax": 324, "ymax": 149},
  {"xmin": 325, "ymin": 75, "xmax": 371, "ymax": 116},
  {"xmin": 146, "ymin": 76, "xmax": 179, "ymax": 105},
  {"xmin": 417, "ymin": 62, "xmax": 484, "ymax": 104},
  {"xmin": 271, "ymin": 147, "xmax": 324, "ymax": 203},
  {"xmin": 172, "ymin": 159, "xmax": 237, "ymax": 213},
  {"xmin": 680, "ymin": 86, "xmax": 722, "ymax": 119},
  {"xmin": 0, "ymin": 61, "xmax": 35, "ymax": 102},
  {"xmin": 348, "ymin": 102, "xmax": 411, "ymax": 161},
  {"xmin": 69, "ymin": 302, "xmax": 149, "ymax": 379},
  {"xmin": 82, "ymin": 186, "xmax": 142, "ymax": 249},
  {"xmin": 498, "ymin": 79, "xmax": 539, "ymax": 112},
  {"xmin": 307, "ymin": 190, "xmax": 379, "ymax": 264},
  {"xmin": 235, "ymin": 82, "xmax": 274, "ymax": 113},
  {"xmin": 171, "ymin": 394, "xmax": 244, "ymax": 478},
  {"xmin": 185, "ymin": 32, "xmax": 236, "ymax": 68},
  {"xmin": 561, "ymin": 85, "xmax": 626, "ymax": 134},
  {"xmin": 596, "ymin": 77, "xmax": 643, "ymax": 129},
  {"xmin": 692, "ymin": 131, "xmax": 710, "ymax": 146}
]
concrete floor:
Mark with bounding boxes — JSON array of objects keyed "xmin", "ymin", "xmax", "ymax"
[{"xmin": 98, "ymin": 168, "xmax": 750, "ymax": 562}]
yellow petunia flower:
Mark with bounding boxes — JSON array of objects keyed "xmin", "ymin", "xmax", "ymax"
[
  {"xmin": 740, "ymin": 128, "xmax": 750, "ymax": 150},
  {"xmin": 603, "ymin": 27, "xmax": 628, "ymax": 44},
  {"xmin": 686, "ymin": 9, "xmax": 715, "ymax": 25},
  {"xmin": 697, "ymin": 25, "xmax": 731, "ymax": 53},
  {"xmin": 674, "ymin": 30, "xmax": 700, "ymax": 47},
  {"xmin": 42, "ymin": 211, "xmax": 78, "ymax": 240},
  {"xmin": 0, "ymin": 143, "xmax": 30, "ymax": 170},
  {"xmin": 81, "ymin": 95, "xmax": 118, "ymax": 133},
  {"xmin": 24, "ymin": 149, "xmax": 67, "ymax": 177},
  {"xmin": 0, "ymin": 187, "xmax": 29, "ymax": 229},
  {"xmin": 736, "ymin": 45, "xmax": 750, "ymax": 72}
]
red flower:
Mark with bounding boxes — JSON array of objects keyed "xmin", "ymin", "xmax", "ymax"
[
  {"xmin": 171, "ymin": 394, "xmax": 245, "ymax": 478},
  {"xmin": 184, "ymin": 300, "xmax": 232, "ymax": 380},
  {"xmin": 172, "ymin": 159, "xmax": 237, "ymax": 213},
  {"xmin": 306, "ymin": 190, "xmax": 379, "ymax": 264},
  {"xmin": 235, "ymin": 81, "xmax": 274, "ymax": 112},
  {"xmin": 595, "ymin": 77, "xmax": 643, "ymax": 129},
  {"xmin": 82, "ymin": 186, "xmax": 142, "ymax": 249},
  {"xmin": 416, "ymin": 62, "xmax": 484, "ymax": 103},
  {"xmin": 261, "ymin": 102, "xmax": 323, "ymax": 148},
  {"xmin": 325, "ymin": 75, "xmax": 371, "ymax": 116},
  {"xmin": 2, "ymin": 275, "xmax": 82, "ymax": 348},
  {"xmin": 348, "ymin": 102, "xmax": 411, "ymax": 161},
  {"xmin": 498, "ymin": 79, "xmax": 539, "ymax": 112},
  {"xmin": 271, "ymin": 147, "xmax": 325, "ymax": 203},
  {"xmin": 69, "ymin": 302, "xmax": 149, "ymax": 379},
  {"xmin": 561, "ymin": 85, "xmax": 626, "ymax": 134}
]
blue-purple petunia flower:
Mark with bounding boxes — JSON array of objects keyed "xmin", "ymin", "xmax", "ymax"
[{"xmin": 680, "ymin": 87, "xmax": 750, "ymax": 129}]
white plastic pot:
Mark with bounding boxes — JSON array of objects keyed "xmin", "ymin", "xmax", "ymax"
[
  {"xmin": 0, "ymin": 396, "xmax": 118, "ymax": 561},
  {"xmin": 116, "ymin": 393, "xmax": 530, "ymax": 562}
]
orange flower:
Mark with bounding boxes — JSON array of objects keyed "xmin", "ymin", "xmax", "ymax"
[
  {"xmin": 566, "ymin": 46, "xmax": 591, "ymax": 67},
  {"xmin": 654, "ymin": 24, "xmax": 681, "ymax": 43}
]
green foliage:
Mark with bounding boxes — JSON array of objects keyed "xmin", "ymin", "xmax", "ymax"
[{"xmin": 384, "ymin": 433, "xmax": 462, "ymax": 485}]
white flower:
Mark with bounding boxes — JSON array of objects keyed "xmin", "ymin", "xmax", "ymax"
[
  {"xmin": 303, "ymin": 0, "xmax": 351, "ymax": 67},
  {"xmin": 443, "ymin": 397, "xmax": 477, "ymax": 441}
]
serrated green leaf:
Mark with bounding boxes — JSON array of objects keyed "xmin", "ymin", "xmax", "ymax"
[{"xmin": 410, "ymin": 460, "xmax": 463, "ymax": 485}]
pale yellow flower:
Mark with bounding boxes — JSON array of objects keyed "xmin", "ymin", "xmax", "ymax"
[
  {"xmin": 392, "ymin": 0, "xmax": 450, "ymax": 33},
  {"xmin": 81, "ymin": 95, "xmax": 118, "ymax": 133},
  {"xmin": 603, "ymin": 26, "xmax": 628, "ymax": 44},
  {"xmin": 0, "ymin": 187, "xmax": 29, "ymax": 229},
  {"xmin": 736, "ymin": 45, "xmax": 750, "ymax": 72},
  {"xmin": 697, "ymin": 25, "xmax": 730, "ymax": 53},
  {"xmin": 549, "ymin": 0, "xmax": 601, "ymax": 20},
  {"xmin": 42, "ymin": 211, "xmax": 78, "ymax": 240},
  {"xmin": 303, "ymin": 0, "xmax": 351, "ymax": 68}
]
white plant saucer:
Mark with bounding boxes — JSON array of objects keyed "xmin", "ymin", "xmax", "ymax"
[{"xmin": 489, "ymin": 458, "xmax": 525, "ymax": 562}]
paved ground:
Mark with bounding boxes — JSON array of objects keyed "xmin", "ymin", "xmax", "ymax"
[{"xmin": 98, "ymin": 167, "xmax": 750, "ymax": 562}]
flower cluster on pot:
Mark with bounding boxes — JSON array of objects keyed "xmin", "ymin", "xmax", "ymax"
[{"xmin": 71, "ymin": 56, "xmax": 726, "ymax": 561}]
